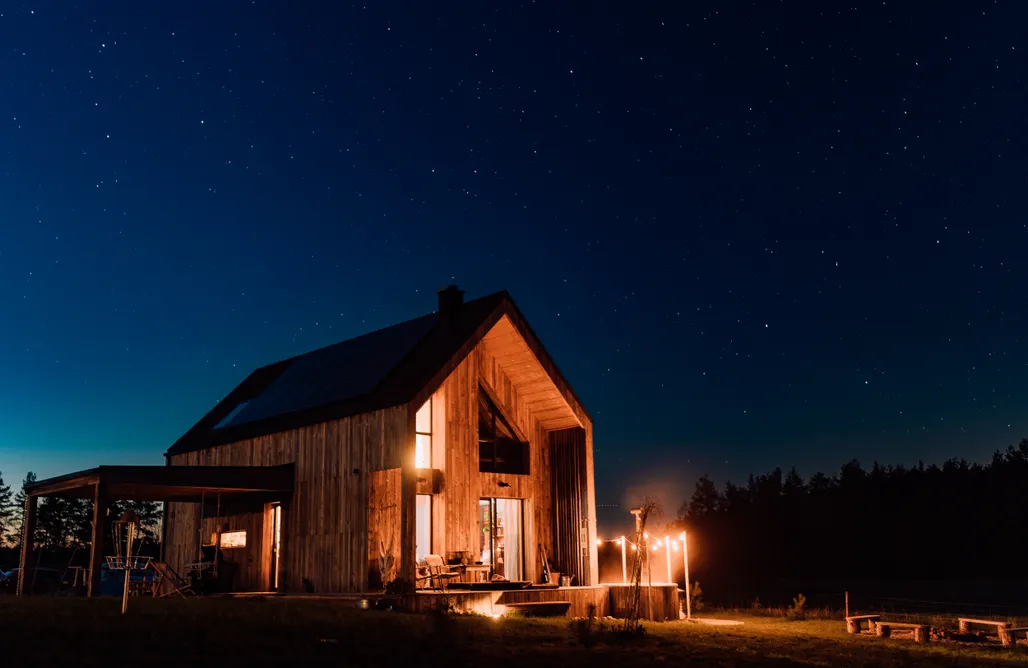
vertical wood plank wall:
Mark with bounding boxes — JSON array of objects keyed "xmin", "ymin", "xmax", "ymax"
[
  {"xmin": 166, "ymin": 405, "xmax": 409, "ymax": 593},
  {"xmin": 431, "ymin": 343, "xmax": 558, "ymax": 583},
  {"xmin": 550, "ymin": 426, "xmax": 587, "ymax": 584},
  {"xmin": 367, "ymin": 468, "xmax": 402, "ymax": 588}
]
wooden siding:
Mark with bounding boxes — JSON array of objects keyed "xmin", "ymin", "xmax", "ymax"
[
  {"xmin": 550, "ymin": 427, "xmax": 588, "ymax": 585},
  {"xmin": 368, "ymin": 468, "xmax": 401, "ymax": 588},
  {"xmin": 166, "ymin": 405, "xmax": 410, "ymax": 593}
]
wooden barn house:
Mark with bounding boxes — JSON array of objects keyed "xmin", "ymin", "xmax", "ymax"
[{"xmin": 160, "ymin": 286, "xmax": 598, "ymax": 593}]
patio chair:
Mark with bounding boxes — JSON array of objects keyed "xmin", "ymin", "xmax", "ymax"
[
  {"xmin": 151, "ymin": 561, "xmax": 195, "ymax": 598},
  {"xmin": 416, "ymin": 555, "xmax": 462, "ymax": 590}
]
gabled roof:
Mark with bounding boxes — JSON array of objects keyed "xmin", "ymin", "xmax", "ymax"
[{"xmin": 167, "ymin": 290, "xmax": 589, "ymax": 456}]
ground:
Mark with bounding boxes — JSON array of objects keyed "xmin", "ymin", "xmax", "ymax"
[{"xmin": 7, "ymin": 598, "xmax": 1028, "ymax": 667}]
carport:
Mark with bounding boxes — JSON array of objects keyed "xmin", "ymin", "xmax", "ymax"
[{"xmin": 17, "ymin": 464, "xmax": 294, "ymax": 596}]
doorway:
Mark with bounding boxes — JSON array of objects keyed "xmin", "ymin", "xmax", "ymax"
[
  {"xmin": 477, "ymin": 498, "xmax": 524, "ymax": 581},
  {"xmin": 270, "ymin": 503, "xmax": 282, "ymax": 590}
]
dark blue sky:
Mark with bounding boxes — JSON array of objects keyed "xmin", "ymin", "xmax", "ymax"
[{"xmin": 2, "ymin": 1, "xmax": 1026, "ymax": 525}]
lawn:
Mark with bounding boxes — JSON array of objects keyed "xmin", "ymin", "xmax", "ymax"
[{"xmin": 5, "ymin": 598, "xmax": 1028, "ymax": 668}]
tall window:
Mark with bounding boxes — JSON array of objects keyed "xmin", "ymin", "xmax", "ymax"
[
  {"xmin": 416, "ymin": 495, "xmax": 432, "ymax": 561},
  {"xmin": 478, "ymin": 498, "xmax": 524, "ymax": 581},
  {"xmin": 415, "ymin": 399, "xmax": 432, "ymax": 468},
  {"xmin": 478, "ymin": 389, "xmax": 528, "ymax": 474}
]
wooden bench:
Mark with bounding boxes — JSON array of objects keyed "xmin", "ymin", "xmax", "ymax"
[
  {"xmin": 846, "ymin": 614, "xmax": 881, "ymax": 634},
  {"xmin": 958, "ymin": 618, "xmax": 1012, "ymax": 635},
  {"xmin": 503, "ymin": 601, "xmax": 572, "ymax": 617},
  {"xmin": 999, "ymin": 627, "xmax": 1028, "ymax": 647},
  {"xmin": 876, "ymin": 621, "xmax": 929, "ymax": 644}
]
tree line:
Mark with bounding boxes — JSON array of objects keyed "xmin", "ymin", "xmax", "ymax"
[
  {"xmin": 677, "ymin": 439, "xmax": 1028, "ymax": 605},
  {"xmin": 0, "ymin": 470, "xmax": 161, "ymax": 553}
]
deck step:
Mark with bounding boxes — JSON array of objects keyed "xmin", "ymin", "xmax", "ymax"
[{"xmin": 504, "ymin": 601, "xmax": 572, "ymax": 617}]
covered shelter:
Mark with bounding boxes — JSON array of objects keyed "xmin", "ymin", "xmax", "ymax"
[{"xmin": 17, "ymin": 464, "xmax": 294, "ymax": 597}]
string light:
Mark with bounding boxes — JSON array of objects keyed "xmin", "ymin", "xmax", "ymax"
[{"xmin": 596, "ymin": 539, "xmax": 603, "ymax": 546}]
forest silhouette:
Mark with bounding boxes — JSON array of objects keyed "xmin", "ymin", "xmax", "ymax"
[{"xmin": 677, "ymin": 439, "xmax": 1028, "ymax": 608}]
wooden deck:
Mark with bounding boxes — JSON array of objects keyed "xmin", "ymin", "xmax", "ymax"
[
  {"xmin": 413, "ymin": 584, "xmax": 677, "ymax": 620},
  {"xmin": 606, "ymin": 583, "xmax": 681, "ymax": 622},
  {"xmin": 217, "ymin": 583, "xmax": 681, "ymax": 621}
]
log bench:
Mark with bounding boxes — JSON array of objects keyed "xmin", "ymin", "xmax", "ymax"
[
  {"xmin": 958, "ymin": 618, "xmax": 1012, "ymax": 635},
  {"xmin": 876, "ymin": 621, "xmax": 929, "ymax": 644},
  {"xmin": 999, "ymin": 627, "xmax": 1028, "ymax": 647},
  {"xmin": 846, "ymin": 614, "xmax": 881, "ymax": 634},
  {"xmin": 503, "ymin": 601, "xmax": 572, "ymax": 617}
]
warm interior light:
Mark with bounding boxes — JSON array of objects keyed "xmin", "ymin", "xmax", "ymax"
[
  {"xmin": 491, "ymin": 612, "xmax": 502, "ymax": 620},
  {"xmin": 671, "ymin": 542, "xmax": 678, "ymax": 551},
  {"xmin": 680, "ymin": 531, "xmax": 686, "ymax": 540},
  {"xmin": 643, "ymin": 532, "xmax": 649, "ymax": 539},
  {"xmin": 631, "ymin": 545, "xmax": 637, "ymax": 551},
  {"xmin": 596, "ymin": 539, "xmax": 603, "ymax": 546},
  {"xmin": 616, "ymin": 538, "xmax": 623, "ymax": 545},
  {"xmin": 655, "ymin": 539, "xmax": 662, "ymax": 547},
  {"xmin": 652, "ymin": 545, "xmax": 658, "ymax": 552}
]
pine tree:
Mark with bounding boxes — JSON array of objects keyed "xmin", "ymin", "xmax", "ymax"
[
  {"xmin": 0, "ymin": 471, "xmax": 13, "ymax": 545},
  {"xmin": 11, "ymin": 472, "xmax": 37, "ymax": 547}
]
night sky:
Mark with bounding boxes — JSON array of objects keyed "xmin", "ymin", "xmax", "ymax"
[{"xmin": 3, "ymin": 2, "xmax": 1027, "ymax": 527}]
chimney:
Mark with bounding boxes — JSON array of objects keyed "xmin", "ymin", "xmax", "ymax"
[{"xmin": 437, "ymin": 284, "xmax": 465, "ymax": 321}]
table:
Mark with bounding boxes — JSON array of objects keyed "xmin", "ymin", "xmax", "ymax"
[{"xmin": 463, "ymin": 565, "xmax": 490, "ymax": 583}]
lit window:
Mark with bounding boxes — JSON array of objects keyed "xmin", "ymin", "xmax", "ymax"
[
  {"xmin": 415, "ymin": 399, "xmax": 431, "ymax": 468},
  {"xmin": 220, "ymin": 530, "xmax": 246, "ymax": 548},
  {"xmin": 416, "ymin": 495, "xmax": 432, "ymax": 561}
]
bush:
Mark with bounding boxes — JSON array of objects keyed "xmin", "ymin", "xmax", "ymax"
[
  {"xmin": 788, "ymin": 593, "xmax": 807, "ymax": 620},
  {"xmin": 383, "ymin": 578, "xmax": 414, "ymax": 596},
  {"xmin": 689, "ymin": 581, "xmax": 705, "ymax": 612}
]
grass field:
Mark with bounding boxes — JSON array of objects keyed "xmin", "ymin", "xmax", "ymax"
[{"xmin": 6, "ymin": 598, "xmax": 1028, "ymax": 667}]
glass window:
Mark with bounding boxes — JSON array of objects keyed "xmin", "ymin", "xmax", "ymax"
[
  {"xmin": 214, "ymin": 400, "xmax": 250, "ymax": 429},
  {"xmin": 415, "ymin": 399, "xmax": 431, "ymax": 468},
  {"xmin": 478, "ymin": 390, "xmax": 527, "ymax": 474},
  {"xmin": 477, "ymin": 498, "xmax": 523, "ymax": 581},
  {"xmin": 416, "ymin": 495, "xmax": 432, "ymax": 562},
  {"xmin": 220, "ymin": 530, "xmax": 246, "ymax": 548}
]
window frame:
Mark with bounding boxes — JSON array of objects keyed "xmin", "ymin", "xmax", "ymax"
[
  {"xmin": 477, "ymin": 387, "xmax": 529, "ymax": 475},
  {"xmin": 415, "ymin": 398, "xmax": 432, "ymax": 469}
]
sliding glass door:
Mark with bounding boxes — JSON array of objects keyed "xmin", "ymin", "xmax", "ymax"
[{"xmin": 477, "ymin": 498, "xmax": 523, "ymax": 581}]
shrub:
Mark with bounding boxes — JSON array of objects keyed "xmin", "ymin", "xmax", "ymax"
[
  {"xmin": 383, "ymin": 578, "xmax": 414, "ymax": 596},
  {"xmin": 689, "ymin": 581, "xmax": 705, "ymax": 612},
  {"xmin": 788, "ymin": 593, "xmax": 807, "ymax": 620}
]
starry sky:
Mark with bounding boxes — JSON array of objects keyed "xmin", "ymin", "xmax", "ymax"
[{"xmin": 2, "ymin": 2, "xmax": 1027, "ymax": 528}]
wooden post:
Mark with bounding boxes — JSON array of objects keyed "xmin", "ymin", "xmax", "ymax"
[
  {"xmin": 913, "ymin": 625, "xmax": 928, "ymax": 644},
  {"xmin": 845, "ymin": 591, "xmax": 849, "ymax": 618},
  {"xmin": 16, "ymin": 495, "xmax": 38, "ymax": 596},
  {"xmin": 682, "ymin": 532, "xmax": 691, "ymax": 620},
  {"xmin": 620, "ymin": 536, "xmax": 627, "ymax": 583},
  {"xmin": 398, "ymin": 407, "xmax": 418, "ymax": 598},
  {"xmin": 664, "ymin": 535, "xmax": 671, "ymax": 584},
  {"xmin": 88, "ymin": 483, "xmax": 108, "ymax": 597}
]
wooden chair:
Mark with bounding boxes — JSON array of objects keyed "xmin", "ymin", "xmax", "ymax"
[
  {"xmin": 416, "ymin": 555, "xmax": 461, "ymax": 590},
  {"xmin": 151, "ymin": 562, "xmax": 195, "ymax": 598}
]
